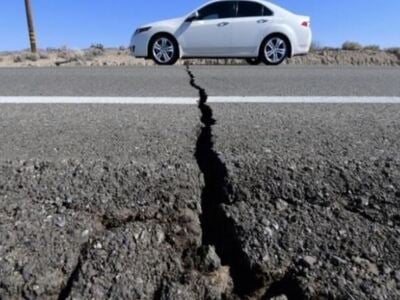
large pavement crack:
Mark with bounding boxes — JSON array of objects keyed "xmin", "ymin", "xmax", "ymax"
[
  {"xmin": 185, "ymin": 64, "xmax": 263, "ymax": 297},
  {"xmin": 57, "ymin": 242, "xmax": 88, "ymax": 300}
]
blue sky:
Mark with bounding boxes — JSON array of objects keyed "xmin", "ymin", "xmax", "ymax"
[{"xmin": 1, "ymin": 0, "xmax": 399, "ymax": 51}]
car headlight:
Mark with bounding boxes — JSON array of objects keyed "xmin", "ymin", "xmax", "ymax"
[{"xmin": 135, "ymin": 26, "xmax": 152, "ymax": 35}]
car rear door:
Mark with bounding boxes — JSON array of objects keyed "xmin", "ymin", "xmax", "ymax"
[
  {"xmin": 231, "ymin": 1, "xmax": 274, "ymax": 56},
  {"xmin": 178, "ymin": 1, "xmax": 236, "ymax": 57}
]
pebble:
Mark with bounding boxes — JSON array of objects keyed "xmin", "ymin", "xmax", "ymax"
[
  {"xmin": 302, "ymin": 256, "xmax": 317, "ymax": 267},
  {"xmin": 353, "ymin": 257, "xmax": 379, "ymax": 275},
  {"xmin": 55, "ymin": 215, "xmax": 66, "ymax": 228},
  {"xmin": 155, "ymin": 229, "xmax": 165, "ymax": 245},
  {"xmin": 270, "ymin": 295, "xmax": 288, "ymax": 300},
  {"xmin": 275, "ymin": 199, "xmax": 288, "ymax": 211},
  {"xmin": 358, "ymin": 196, "xmax": 369, "ymax": 206},
  {"xmin": 81, "ymin": 229, "xmax": 90, "ymax": 238},
  {"xmin": 395, "ymin": 271, "xmax": 400, "ymax": 282},
  {"xmin": 264, "ymin": 227, "xmax": 274, "ymax": 237},
  {"xmin": 332, "ymin": 256, "xmax": 347, "ymax": 266},
  {"xmin": 199, "ymin": 246, "xmax": 221, "ymax": 272},
  {"xmin": 264, "ymin": 148, "xmax": 272, "ymax": 154},
  {"xmin": 384, "ymin": 266, "xmax": 392, "ymax": 274},
  {"xmin": 370, "ymin": 245, "xmax": 379, "ymax": 256},
  {"xmin": 33, "ymin": 285, "xmax": 40, "ymax": 291}
]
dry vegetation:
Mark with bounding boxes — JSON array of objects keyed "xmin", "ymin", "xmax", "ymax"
[
  {"xmin": 386, "ymin": 47, "xmax": 400, "ymax": 59},
  {"xmin": 0, "ymin": 42, "xmax": 399, "ymax": 67},
  {"xmin": 363, "ymin": 45, "xmax": 380, "ymax": 51},
  {"xmin": 342, "ymin": 41, "xmax": 363, "ymax": 51}
]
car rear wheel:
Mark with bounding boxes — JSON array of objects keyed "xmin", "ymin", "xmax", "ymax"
[
  {"xmin": 245, "ymin": 58, "xmax": 262, "ymax": 65},
  {"xmin": 260, "ymin": 35, "xmax": 289, "ymax": 66},
  {"xmin": 150, "ymin": 35, "xmax": 179, "ymax": 65}
]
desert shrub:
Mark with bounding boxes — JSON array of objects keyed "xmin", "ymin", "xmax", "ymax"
[
  {"xmin": 386, "ymin": 47, "xmax": 400, "ymax": 59},
  {"xmin": 39, "ymin": 52, "xmax": 50, "ymax": 59},
  {"xmin": 363, "ymin": 45, "xmax": 380, "ymax": 51},
  {"xmin": 84, "ymin": 43, "xmax": 105, "ymax": 59},
  {"xmin": 322, "ymin": 46, "xmax": 339, "ymax": 51},
  {"xmin": 57, "ymin": 49, "xmax": 70, "ymax": 59},
  {"xmin": 386, "ymin": 47, "xmax": 400, "ymax": 55},
  {"xmin": 57, "ymin": 48, "xmax": 76, "ymax": 59},
  {"xmin": 25, "ymin": 52, "xmax": 39, "ymax": 61},
  {"xmin": 13, "ymin": 55, "xmax": 24, "ymax": 63},
  {"xmin": 85, "ymin": 48, "xmax": 104, "ymax": 58},
  {"xmin": 90, "ymin": 43, "xmax": 105, "ymax": 51},
  {"xmin": 57, "ymin": 52, "xmax": 67, "ymax": 59},
  {"xmin": 342, "ymin": 41, "xmax": 362, "ymax": 51},
  {"xmin": 57, "ymin": 49, "xmax": 83, "ymax": 61}
]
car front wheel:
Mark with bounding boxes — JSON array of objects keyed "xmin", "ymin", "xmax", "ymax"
[
  {"xmin": 260, "ymin": 36, "xmax": 289, "ymax": 66},
  {"xmin": 150, "ymin": 35, "xmax": 179, "ymax": 65}
]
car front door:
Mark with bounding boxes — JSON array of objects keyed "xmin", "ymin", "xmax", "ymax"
[
  {"xmin": 177, "ymin": 1, "xmax": 236, "ymax": 57},
  {"xmin": 231, "ymin": 1, "xmax": 274, "ymax": 56}
]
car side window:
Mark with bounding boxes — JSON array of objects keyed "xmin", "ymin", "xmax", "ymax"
[
  {"xmin": 237, "ymin": 1, "xmax": 273, "ymax": 17},
  {"xmin": 197, "ymin": 1, "xmax": 236, "ymax": 20},
  {"xmin": 263, "ymin": 5, "xmax": 273, "ymax": 16}
]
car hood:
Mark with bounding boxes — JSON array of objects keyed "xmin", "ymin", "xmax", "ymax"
[{"xmin": 141, "ymin": 17, "xmax": 185, "ymax": 29}]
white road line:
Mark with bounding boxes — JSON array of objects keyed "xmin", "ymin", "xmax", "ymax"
[
  {"xmin": 0, "ymin": 97, "xmax": 197, "ymax": 104},
  {"xmin": 0, "ymin": 96, "xmax": 399, "ymax": 104},
  {"xmin": 210, "ymin": 96, "xmax": 400, "ymax": 103}
]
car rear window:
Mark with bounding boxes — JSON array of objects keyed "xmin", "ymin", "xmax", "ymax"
[{"xmin": 237, "ymin": 1, "xmax": 273, "ymax": 17}]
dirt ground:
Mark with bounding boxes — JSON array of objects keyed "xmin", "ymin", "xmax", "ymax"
[{"xmin": 0, "ymin": 48, "xmax": 399, "ymax": 68}]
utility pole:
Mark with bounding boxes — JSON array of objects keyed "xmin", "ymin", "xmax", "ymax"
[{"xmin": 24, "ymin": 0, "xmax": 37, "ymax": 53}]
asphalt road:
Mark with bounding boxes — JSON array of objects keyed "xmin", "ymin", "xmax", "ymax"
[
  {"xmin": 0, "ymin": 66, "xmax": 399, "ymax": 300},
  {"xmin": 0, "ymin": 66, "xmax": 399, "ymax": 96}
]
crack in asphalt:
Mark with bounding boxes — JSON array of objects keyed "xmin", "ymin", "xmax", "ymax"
[
  {"xmin": 57, "ymin": 243, "xmax": 88, "ymax": 300},
  {"xmin": 185, "ymin": 64, "xmax": 263, "ymax": 297},
  {"xmin": 100, "ymin": 213, "xmax": 138, "ymax": 230},
  {"xmin": 262, "ymin": 268, "xmax": 305, "ymax": 300},
  {"xmin": 185, "ymin": 65, "xmax": 312, "ymax": 299}
]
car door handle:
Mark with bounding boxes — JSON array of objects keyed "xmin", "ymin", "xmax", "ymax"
[
  {"xmin": 217, "ymin": 22, "xmax": 229, "ymax": 27},
  {"xmin": 257, "ymin": 19, "xmax": 268, "ymax": 24}
]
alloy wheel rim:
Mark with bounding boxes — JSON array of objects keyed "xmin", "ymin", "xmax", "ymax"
[
  {"xmin": 153, "ymin": 38, "xmax": 174, "ymax": 63},
  {"xmin": 265, "ymin": 37, "xmax": 287, "ymax": 63}
]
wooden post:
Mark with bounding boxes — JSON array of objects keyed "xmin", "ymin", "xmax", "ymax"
[{"xmin": 24, "ymin": 0, "xmax": 37, "ymax": 53}]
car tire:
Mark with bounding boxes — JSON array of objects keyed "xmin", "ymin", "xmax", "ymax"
[
  {"xmin": 149, "ymin": 34, "xmax": 179, "ymax": 65},
  {"xmin": 260, "ymin": 35, "xmax": 289, "ymax": 66},
  {"xmin": 245, "ymin": 58, "xmax": 262, "ymax": 65}
]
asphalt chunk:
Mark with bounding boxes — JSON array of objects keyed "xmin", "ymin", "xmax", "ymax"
[
  {"xmin": 0, "ymin": 160, "xmax": 233, "ymax": 299},
  {"xmin": 211, "ymin": 103, "xmax": 400, "ymax": 299}
]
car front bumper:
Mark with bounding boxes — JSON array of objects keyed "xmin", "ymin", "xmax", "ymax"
[{"xmin": 129, "ymin": 32, "xmax": 151, "ymax": 58}]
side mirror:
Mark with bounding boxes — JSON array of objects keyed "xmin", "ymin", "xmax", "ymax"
[{"xmin": 185, "ymin": 11, "xmax": 199, "ymax": 22}]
